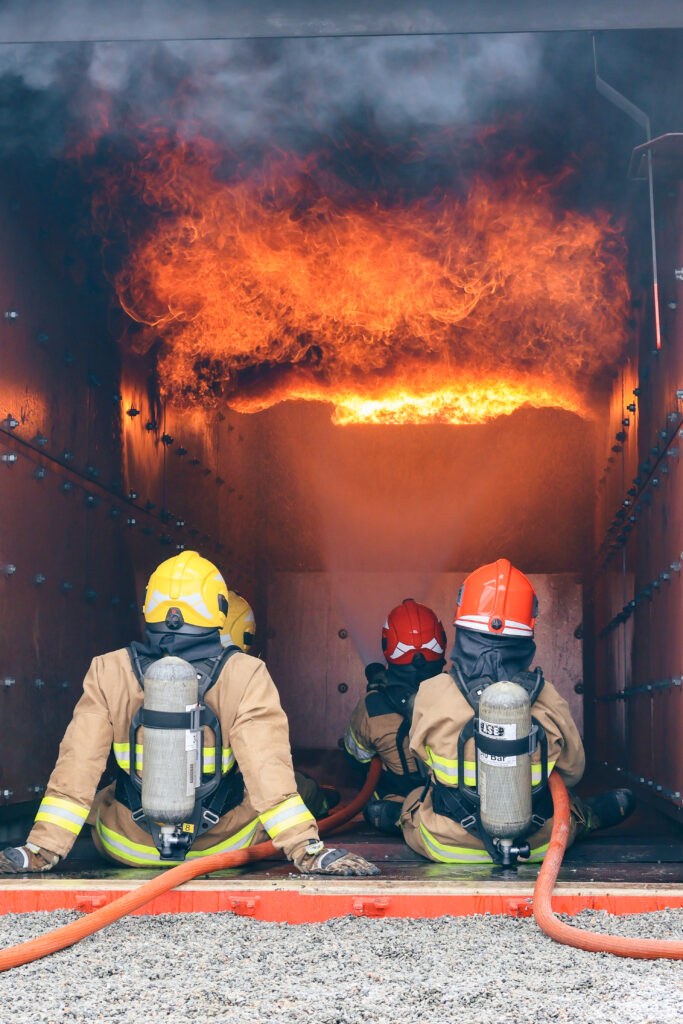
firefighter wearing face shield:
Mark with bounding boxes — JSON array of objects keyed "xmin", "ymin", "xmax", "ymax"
[
  {"xmin": 344, "ymin": 599, "xmax": 447, "ymax": 834},
  {"xmin": 0, "ymin": 552, "xmax": 378, "ymax": 877},
  {"xmin": 400, "ymin": 560, "xmax": 635, "ymax": 864}
]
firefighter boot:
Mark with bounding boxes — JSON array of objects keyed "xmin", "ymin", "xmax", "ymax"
[
  {"xmin": 363, "ymin": 799, "xmax": 402, "ymax": 835},
  {"xmin": 582, "ymin": 789, "xmax": 636, "ymax": 833}
]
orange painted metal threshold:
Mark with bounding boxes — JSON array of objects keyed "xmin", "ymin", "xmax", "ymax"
[{"xmin": 1, "ymin": 879, "xmax": 681, "ymax": 921}]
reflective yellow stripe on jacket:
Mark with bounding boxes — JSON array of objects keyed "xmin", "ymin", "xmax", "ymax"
[
  {"xmin": 424, "ymin": 746, "xmax": 476, "ymax": 787},
  {"xmin": 424, "ymin": 748, "xmax": 557, "ymax": 788},
  {"xmin": 95, "ymin": 813, "xmax": 259, "ymax": 866},
  {"xmin": 35, "ymin": 796, "xmax": 89, "ymax": 837},
  {"xmin": 260, "ymin": 795, "xmax": 315, "ymax": 839},
  {"xmin": 112, "ymin": 742, "xmax": 236, "ymax": 775},
  {"xmin": 344, "ymin": 727, "xmax": 374, "ymax": 764},
  {"xmin": 419, "ymin": 822, "xmax": 550, "ymax": 864}
]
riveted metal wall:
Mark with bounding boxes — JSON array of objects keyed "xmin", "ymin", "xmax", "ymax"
[
  {"xmin": 0, "ymin": 184, "xmax": 258, "ymax": 809},
  {"xmin": 588, "ymin": 162, "xmax": 683, "ymax": 822}
]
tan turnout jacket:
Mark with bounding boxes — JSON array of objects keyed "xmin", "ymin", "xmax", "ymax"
[
  {"xmin": 28, "ymin": 648, "xmax": 319, "ymax": 866},
  {"xmin": 344, "ymin": 688, "xmax": 421, "ymax": 802},
  {"xmin": 401, "ymin": 672, "xmax": 585, "ymax": 863}
]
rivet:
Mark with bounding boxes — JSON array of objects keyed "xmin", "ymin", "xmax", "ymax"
[
  {"xmin": 626, "ymin": 403, "xmax": 636, "ymax": 412},
  {"xmin": 1, "ymin": 790, "xmax": 14, "ymax": 800},
  {"xmin": 145, "ymin": 420, "xmax": 156, "ymax": 431},
  {"xmin": 84, "ymin": 494, "xmax": 99, "ymax": 508},
  {"xmin": 1, "ymin": 563, "xmax": 17, "ymax": 577},
  {"xmin": 126, "ymin": 407, "xmax": 140, "ymax": 418},
  {"xmin": 337, "ymin": 682, "xmax": 349, "ymax": 694},
  {"xmin": 32, "ymin": 466, "xmax": 47, "ymax": 480},
  {"xmin": 112, "ymin": 392, "xmax": 122, "ymax": 403},
  {"xmin": 3, "ymin": 677, "xmax": 16, "ymax": 688},
  {"xmin": 161, "ymin": 434, "xmax": 174, "ymax": 446},
  {"xmin": 88, "ymin": 373, "xmax": 101, "ymax": 388},
  {"xmin": 62, "ymin": 450, "xmax": 74, "ymax": 462},
  {"xmin": 126, "ymin": 517, "xmax": 137, "ymax": 527},
  {"xmin": 338, "ymin": 629, "xmax": 348, "ymax": 640},
  {"xmin": 37, "ymin": 332, "xmax": 49, "ymax": 345},
  {"xmin": 34, "ymin": 679, "xmax": 45, "ymax": 689},
  {"xmin": 84, "ymin": 588, "xmax": 98, "ymax": 603},
  {"xmin": 33, "ymin": 573, "xmax": 46, "ymax": 585},
  {"xmin": 61, "ymin": 680, "xmax": 70, "ymax": 689},
  {"xmin": 176, "ymin": 447, "xmax": 188, "ymax": 456},
  {"xmin": 128, "ymin": 490, "xmax": 138, "ymax": 501},
  {"xmin": 86, "ymin": 465, "xmax": 99, "ymax": 478},
  {"xmin": 110, "ymin": 596, "xmax": 120, "ymax": 607},
  {"xmin": 621, "ymin": 418, "xmax": 630, "ymax": 427},
  {"xmin": 1, "ymin": 452, "xmax": 18, "ymax": 465},
  {"xmin": 60, "ymin": 480, "xmax": 74, "ymax": 493},
  {"xmin": 3, "ymin": 309, "xmax": 19, "ymax": 321},
  {"xmin": 3, "ymin": 415, "xmax": 19, "ymax": 430},
  {"xmin": 60, "ymin": 581, "xmax": 73, "ymax": 594},
  {"xmin": 110, "ymin": 507, "xmax": 121, "ymax": 518}
]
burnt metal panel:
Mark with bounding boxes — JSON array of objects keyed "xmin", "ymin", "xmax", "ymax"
[
  {"xmin": 590, "ymin": 169, "xmax": 683, "ymax": 821},
  {"xmin": 1, "ymin": 1, "xmax": 683, "ymax": 42}
]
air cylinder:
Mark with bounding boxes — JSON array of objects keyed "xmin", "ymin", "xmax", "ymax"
[
  {"xmin": 477, "ymin": 680, "xmax": 532, "ymax": 839},
  {"xmin": 141, "ymin": 656, "xmax": 199, "ymax": 824}
]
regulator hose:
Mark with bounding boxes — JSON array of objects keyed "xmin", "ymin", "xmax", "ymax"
[
  {"xmin": 533, "ymin": 772, "xmax": 683, "ymax": 960},
  {"xmin": 0, "ymin": 757, "xmax": 382, "ymax": 973}
]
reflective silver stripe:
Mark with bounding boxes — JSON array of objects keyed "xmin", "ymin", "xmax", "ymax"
[
  {"xmin": 261, "ymin": 798, "xmax": 313, "ymax": 834},
  {"xmin": 38, "ymin": 803, "xmax": 86, "ymax": 829},
  {"xmin": 344, "ymin": 728, "xmax": 373, "ymax": 764},
  {"xmin": 419, "ymin": 825, "xmax": 493, "ymax": 863}
]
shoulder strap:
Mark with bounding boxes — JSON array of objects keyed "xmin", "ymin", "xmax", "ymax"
[
  {"xmin": 198, "ymin": 644, "xmax": 242, "ymax": 698},
  {"xmin": 127, "ymin": 645, "xmax": 152, "ymax": 689},
  {"xmin": 511, "ymin": 668, "xmax": 545, "ymax": 704},
  {"xmin": 450, "ymin": 663, "xmax": 495, "ymax": 710}
]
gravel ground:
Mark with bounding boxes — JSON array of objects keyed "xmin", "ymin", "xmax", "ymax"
[{"xmin": 0, "ymin": 909, "xmax": 680, "ymax": 1024}]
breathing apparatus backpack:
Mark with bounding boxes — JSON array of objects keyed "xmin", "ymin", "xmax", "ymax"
[
  {"xmin": 115, "ymin": 645, "xmax": 244, "ymax": 860},
  {"xmin": 431, "ymin": 665, "xmax": 552, "ymax": 866},
  {"xmin": 364, "ymin": 665, "xmax": 425, "ymax": 798}
]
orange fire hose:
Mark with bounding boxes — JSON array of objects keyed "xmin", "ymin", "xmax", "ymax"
[
  {"xmin": 0, "ymin": 757, "xmax": 382, "ymax": 973},
  {"xmin": 533, "ymin": 772, "xmax": 683, "ymax": 960}
]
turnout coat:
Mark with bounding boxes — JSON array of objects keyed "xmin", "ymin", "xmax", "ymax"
[
  {"xmin": 27, "ymin": 649, "xmax": 319, "ymax": 866},
  {"xmin": 401, "ymin": 672, "xmax": 586, "ymax": 862}
]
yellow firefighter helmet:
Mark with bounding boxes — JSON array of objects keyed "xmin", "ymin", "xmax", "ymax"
[
  {"xmin": 143, "ymin": 551, "xmax": 229, "ymax": 630},
  {"xmin": 220, "ymin": 590, "xmax": 256, "ymax": 652}
]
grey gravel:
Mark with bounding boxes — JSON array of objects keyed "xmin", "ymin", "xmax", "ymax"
[{"xmin": 0, "ymin": 909, "xmax": 680, "ymax": 1023}]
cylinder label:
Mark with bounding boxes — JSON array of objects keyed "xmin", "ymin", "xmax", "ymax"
[{"xmin": 478, "ymin": 720, "xmax": 517, "ymax": 766}]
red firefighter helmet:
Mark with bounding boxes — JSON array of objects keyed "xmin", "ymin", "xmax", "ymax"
[
  {"xmin": 382, "ymin": 599, "xmax": 447, "ymax": 665},
  {"xmin": 455, "ymin": 559, "xmax": 537, "ymax": 637}
]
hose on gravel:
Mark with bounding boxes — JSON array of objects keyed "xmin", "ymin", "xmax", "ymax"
[
  {"xmin": 0, "ymin": 757, "xmax": 382, "ymax": 973},
  {"xmin": 533, "ymin": 771, "xmax": 683, "ymax": 960}
]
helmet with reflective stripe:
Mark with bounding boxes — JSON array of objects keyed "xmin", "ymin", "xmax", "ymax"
[
  {"xmin": 455, "ymin": 559, "xmax": 537, "ymax": 637},
  {"xmin": 382, "ymin": 599, "xmax": 446, "ymax": 666},
  {"xmin": 220, "ymin": 590, "xmax": 256, "ymax": 653},
  {"xmin": 143, "ymin": 551, "xmax": 229, "ymax": 630}
]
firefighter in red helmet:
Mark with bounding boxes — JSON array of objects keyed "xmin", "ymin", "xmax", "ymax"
[
  {"xmin": 344, "ymin": 599, "xmax": 447, "ymax": 833},
  {"xmin": 400, "ymin": 560, "xmax": 635, "ymax": 863}
]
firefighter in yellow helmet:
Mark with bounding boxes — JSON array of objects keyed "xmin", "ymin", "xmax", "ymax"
[
  {"xmin": 220, "ymin": 590, "xmax": 257, "ymax": 654},
  {"xmin": 0, "ymin": 552, "xmax": 378, "ymax": 877}
]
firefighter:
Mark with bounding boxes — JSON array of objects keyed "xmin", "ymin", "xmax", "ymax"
[
  {"xmin": 344, "ymin": 599, "xmax": 447, "ymax": 834},
  {"xmin": 400, "ymin": 559, "xmax": 635, "ymax": 863},
  {"xmin": 221, "ymin": 589, "xmax": 257, "ymax": 655},
  {"xmin": 0, "ymin": 552, "xmax": 378, "ymax": 877}
]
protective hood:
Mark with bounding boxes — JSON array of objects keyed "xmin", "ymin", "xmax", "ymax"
[
  {"xmin": 385, "ymin": 656, "xmax": 445, "ymax": 715},
  {"xmin": 451, "ymin": 627, "xmax": 535, "ymax": 682},
  {"xmin": 132, "ymin": 625, "xmax": 224, "ymax": 664}
]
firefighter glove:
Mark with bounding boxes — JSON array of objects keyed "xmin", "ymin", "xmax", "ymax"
[
  {"xmin": 294, "ymin": 841, "xmax": 380, "ymax": 876},
  {"xmin": 0, "ymin": 843, "xmax": 60, "ymax": 874}
]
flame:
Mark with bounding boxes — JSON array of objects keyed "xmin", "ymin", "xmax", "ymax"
[{"xmin": 94, "ymin": 136, "xmax": 630, "ymax": 424}]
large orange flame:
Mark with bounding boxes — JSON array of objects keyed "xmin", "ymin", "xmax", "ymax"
[{"xmin": 96, "ymin": 136, "xmax": 630, "ymax": 424}]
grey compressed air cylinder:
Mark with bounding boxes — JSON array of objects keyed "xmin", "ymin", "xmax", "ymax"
[
  {"xmin": 477, "ymin": 681, "xmax": 532, "ymax": 840},
  {"xmin": 141, "ymin": 656, "xmax": 199, "ymax": 824}
]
